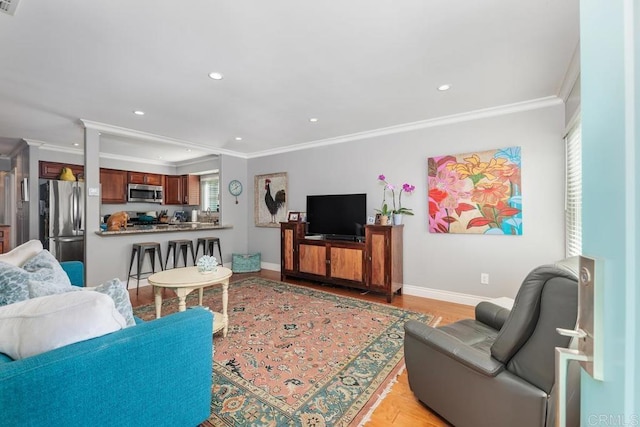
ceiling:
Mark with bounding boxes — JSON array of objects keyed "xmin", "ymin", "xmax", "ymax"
[{"xmin": 0, "ymin": 0, "xmax": 579, "ymax": 163}]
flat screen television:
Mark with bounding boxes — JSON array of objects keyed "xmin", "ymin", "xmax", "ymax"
[{"xmin": 306, "ymin": 193, "xmax": 366, "ymax": 240}]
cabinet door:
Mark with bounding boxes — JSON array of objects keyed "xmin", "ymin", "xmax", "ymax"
[
  {"xmin": 100, "ymin": 168, "xmax": 127, "ymax": 204},
  {"xmin": 299, "ymin": 243, "xmax": 327, "ymax": 276},
  {"xmin": 39, "ymin": 161, "xmax": 84, "ymax": 180},
  {"xmin": 128, "ymin": 172, "xmax": 163, "ymax": 185},
  {"xmin": 164, "ymin": 175, "xmax": 182, "ymax": 204},
  {"xmin": 367, "ymin": 229, "xmax": 389, "ymax": 291},
  {"xmin": 281, "ymin": 226, "xmax": 296, "ymax": 274},
  {"xmin": 128, "ymin": 171, "xmax": 145, "ymax": 184},
  {"xmin": 145, "ymin": 173, "xmax": 163, "ymax": 186},
  {"xmin": 330, "ymin": 246, "xmax": 364, "ymax": 283},
  {"xmin": 182, "ymin": 175, "xmax": 200, "ymax": 205}
]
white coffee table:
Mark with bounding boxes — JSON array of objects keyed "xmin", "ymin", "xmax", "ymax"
[{"xmin": 148, "ymin": 266, "xmax": 232, "ymax": 337}]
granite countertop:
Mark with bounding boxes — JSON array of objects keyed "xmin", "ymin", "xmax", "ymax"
[{"xmin": 96, "ymin": 222, "xmax": 232, "ymax": 236}]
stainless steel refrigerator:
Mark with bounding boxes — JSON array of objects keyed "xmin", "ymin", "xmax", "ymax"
[{"xmin": 39, "ymin": 180, "xmax": 84, "ymax": 262}]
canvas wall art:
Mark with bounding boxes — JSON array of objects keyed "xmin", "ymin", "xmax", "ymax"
[
  {"xmin": 427, "ymin": 146, "xmax": 522, "ymax": 235},
  {"xmin": 254, "ymin": 172, "xmax": 288, "ymax": 227}
]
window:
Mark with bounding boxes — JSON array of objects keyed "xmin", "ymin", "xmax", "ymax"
[
  {"xmin": 201, "ymin": 174, "xmax": 220, "ymax": 212},
  {"xmin": 565, "ymin": 117, "xmax": 582, "ymax": 257}
]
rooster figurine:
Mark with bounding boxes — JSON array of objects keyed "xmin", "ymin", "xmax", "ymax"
[{"xmin": 264, "ymin": 178, "xmax": 286, "ymax": 223}]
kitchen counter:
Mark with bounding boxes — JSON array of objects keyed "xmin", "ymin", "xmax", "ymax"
[{"xmin": 96, "ymin": 223, "xmax": 232, "ymax": 236}]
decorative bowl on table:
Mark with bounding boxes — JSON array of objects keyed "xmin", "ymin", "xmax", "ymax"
[{"xmin": 197, "ymin": 255, "xmax": 218, "ymax": 274}]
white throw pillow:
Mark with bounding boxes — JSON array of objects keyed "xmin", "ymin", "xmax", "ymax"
[
  {"xmin": 0, "ymin": 240, "xmax": 43, "ymax": 267},
  {"xmin": 0, "ymin": 291, "xmax": 126, "ymax": 360}
]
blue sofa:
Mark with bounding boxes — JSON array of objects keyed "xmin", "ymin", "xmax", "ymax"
[{"xmin": 0, "ymin": 307, "xmax": 214, "ymax": 427}]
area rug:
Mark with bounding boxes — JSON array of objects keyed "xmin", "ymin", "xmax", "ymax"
[{"xmin": 133, "ymin": 277, "xmax": 433, "ymax": 427}]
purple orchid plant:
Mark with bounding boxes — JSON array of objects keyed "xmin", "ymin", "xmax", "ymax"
[{"xmin": 377, "ymin": 174, "xmax": 416, "ymax": 216}]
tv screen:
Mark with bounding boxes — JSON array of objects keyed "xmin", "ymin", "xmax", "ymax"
[{"xmin": 306, "ymin": 193, "xmax": 366, "ymax": 238}]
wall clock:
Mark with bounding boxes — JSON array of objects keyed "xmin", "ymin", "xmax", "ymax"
[{"xmin": 228, "ymin": 179, "xmax": 243, "ymax": 204}]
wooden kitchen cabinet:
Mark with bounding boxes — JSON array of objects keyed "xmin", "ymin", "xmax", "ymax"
[
  {"xmin": 128, "ymin": 171, "xmax": 163, "ymax": 186},
  {"xmin": 0, "ymin": 225, "xmax": 10, "ymax": 254},
  {"xmin": 281, "ymin": 222, "xmax": 403, "ymax": 302},
  {"xmin": 164, "ymin": 175, "xmax": 182, "ymax": 204},
  {"xmin": 182, "ymin": 175, "xmax": 200, "ymax": 206},
  {"xmin": 100, "ymin": 168, "xmax": 127, "ymax": 204},
  {"xmin": 39, "ymin": 161, "xmax": 84, "ymax": 180},
  {"xmin": 164, "ymin": 174, "xmax": 200, "ymax": 205}
]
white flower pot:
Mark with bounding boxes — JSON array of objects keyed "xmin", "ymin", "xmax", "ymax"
[{"xmin": 393, "ymin": 213, "xmax": 403, "ymax": 225}]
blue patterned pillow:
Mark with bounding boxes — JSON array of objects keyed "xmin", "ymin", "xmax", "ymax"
[
  {"xmin": 92, "ymin": 279, "xmax": 135, "ymax": 327},
  {"xmin": 0, "ymin": 261, "xmax": 30, "ymax": 306},
  {"xmin": 22, "ymin": 250, "xmax": 74, "ymax": 298}
]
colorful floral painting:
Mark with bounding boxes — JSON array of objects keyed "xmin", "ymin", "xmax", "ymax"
[{"xmin": 428, "ymin": 146, "xmax": 522, "ymax": 235}]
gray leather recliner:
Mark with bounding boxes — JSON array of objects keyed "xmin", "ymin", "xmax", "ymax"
[{"xmin": 404, "ymin": 264, "xmax": 580, "ymax": 427}]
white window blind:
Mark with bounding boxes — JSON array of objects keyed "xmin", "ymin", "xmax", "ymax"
[
  {"xmin": 565, "ymin": 118, "xmax": 582, "ymax": 257},
  {"xmin": 200, "ymin": 174, "xmax": 220, "ymax": 212}
]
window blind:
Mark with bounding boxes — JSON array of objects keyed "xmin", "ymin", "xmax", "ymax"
[
  {"xmin": 565, "ymin": 118, "xmax": 582, "ymax": 257},
  {"xmin": 200, "ymin": 174, "xmax": 220, "ymax": 212}
]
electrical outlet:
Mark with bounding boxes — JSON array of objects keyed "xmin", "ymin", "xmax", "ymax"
[{"xmin": 480, "ymin": 273, "xmax": 489, "ymax": 285}]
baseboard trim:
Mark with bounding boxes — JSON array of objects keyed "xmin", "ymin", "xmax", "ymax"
[
  {"xmin": 402, "ymin": 284, "xmax": 488, "ymax": 307},
  {"xmin": 261, "ymin": 263, "xmax": 486, "ymax": 307},
  {"xmin": 261, "ymin": 262, "xmax": 281, "ymax": 272}
]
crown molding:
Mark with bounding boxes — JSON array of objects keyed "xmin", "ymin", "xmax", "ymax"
[
  {"xmin": 558, "ymin": 42, "xmax": 581, "ymax": 102},
  {"xmin": 22, "ymin": 139, "xmax": 45, "ymax": 147},
  {"xmin": 33, "ymin": 137, "xmax": 208, "ymax": 166},
  {"xmin": 246, "ymin": 96, "xmax": 563, "ymax": 159},
  {"xmin": 80, "ymin": 119, "xmax": 246, "ymax": 159}
]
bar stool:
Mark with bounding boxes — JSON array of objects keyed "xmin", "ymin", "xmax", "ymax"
[
  {"xmin": 194, "ymin": 237, "xmax": 223, "ymax": 266},
  {"xmin": 165, "ymin": 239, "xmax": 196, "ymax": 269},
  {"xmin": 126, "ymin": 242, "xmax": 164, "ymax": 294}
]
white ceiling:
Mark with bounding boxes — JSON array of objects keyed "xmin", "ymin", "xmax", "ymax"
[{"xmin": 0, "ymin": 0, "xmax": 579, "ymax": 163}]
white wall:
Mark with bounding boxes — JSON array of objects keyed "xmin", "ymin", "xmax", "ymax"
[{"xmin": 247, "ymin": 103, "xmax": 566, "ymax": 299}]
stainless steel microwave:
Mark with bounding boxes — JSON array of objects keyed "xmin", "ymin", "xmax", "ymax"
[{"xmin": 127, "ymin": 184, "xmax": 163, "ymax": 203}]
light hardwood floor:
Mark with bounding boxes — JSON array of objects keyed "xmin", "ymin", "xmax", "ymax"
[{"xmin": 128, "ymin": 269, "xmax": 474, "ymax": 427}]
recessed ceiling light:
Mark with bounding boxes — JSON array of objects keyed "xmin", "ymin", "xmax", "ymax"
[
  {"xmin": 437, "ymin": 84, "xmax": 451, "ymax": 91},
  {"xmin": 133, "ymin": 110, "xmax": 145, "ymax": 115},
  {"xmin": 208, "ymin": 72, "xmax": 224, "ymax": 80},
  {"xmin": 186, "ymin": 149, "xmax": 192, "ymax": 152},
  {"xmin": 235, "ymin": 137, "xmax": 243, "ymax": 141},
  {"xmin": 309, "ymin": 117, "xmax": 318, "ymax": 122},
  {"xmin": 73, "ymin": 143, "xmax": 80, "ymax": 147}
]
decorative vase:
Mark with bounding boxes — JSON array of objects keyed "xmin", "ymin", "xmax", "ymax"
[
  {"xmin": 393, "ymin": 213, "xmax": 403, "ymax": 225},
  {"xmin": 380, "ymin": 215, "xmax": 390, "ymax": 225}
]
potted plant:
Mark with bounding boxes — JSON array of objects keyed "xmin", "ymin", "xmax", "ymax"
[
  {"xmin": 377, "ymin": 175, "xmax": 416, "ymax": 225},
  {"xmin": 375, "ymin": 202, "xmax": 393, "ymax": 225}
]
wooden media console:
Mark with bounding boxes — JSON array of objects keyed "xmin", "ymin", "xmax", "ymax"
[{"xmin": 280, "ymin": 222, "xmax": 403, "ymax": 302}]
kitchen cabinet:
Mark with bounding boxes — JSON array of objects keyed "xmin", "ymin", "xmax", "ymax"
[
  {"xmin": 39, "ymin": 161, "xmax": 84, "ymax": 180},
  {"xmin": 281, "ymin": 223, "xmax": 402, "ymax": 302},
  {"xmin": 182, "ymin": 175, "xmax": 200, "ymax": 206},
  {"xmin": 164, "ymin": 175, "xmax": 200, "ymax": 205},
  {"xmin": 164, "ymin": 175, "xmax": 182, "ymax": 204},
  {"xmin": 100, "ymin": 168, "xmax": 127, "ymax": 204},
  {"xmin": 128, "ymin": 171, "xmax": 163, "ymax": 186},
  {"xmin": 0, "ymin": 225, "xmax": 10, "ymax": 254}
]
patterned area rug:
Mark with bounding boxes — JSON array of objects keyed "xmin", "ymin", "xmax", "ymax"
[{"xmin": 133, "ymin": 277, "xmax": 433, "ymax": 427}]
